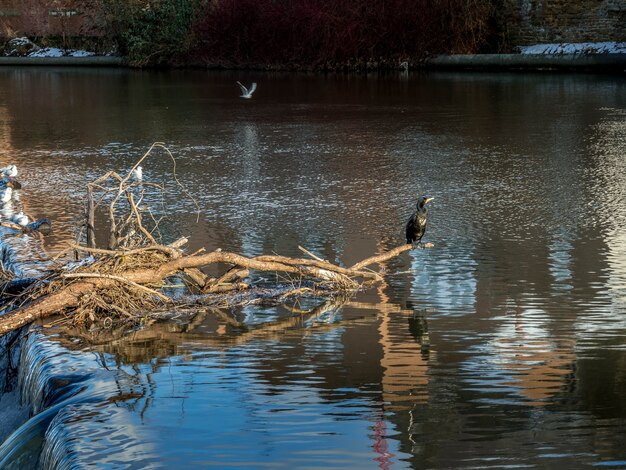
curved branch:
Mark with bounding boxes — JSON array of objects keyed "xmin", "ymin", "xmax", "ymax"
[
  {"xmin": 349, "ymin": 243, "xmax": 433, "ymax": 270},
  {"xmin": 61, "ymin": 273, "xmax": 171, "ymax": 302}
]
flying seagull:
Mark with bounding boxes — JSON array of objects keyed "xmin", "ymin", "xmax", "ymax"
[{"xmin": 237, "ymin": 81, "xmax": 257, "ymax": 99}]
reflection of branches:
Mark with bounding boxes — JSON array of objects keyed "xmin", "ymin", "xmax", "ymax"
[
  {"xmin": 55, "ymin": 293, "xmax": 420, "ymax": 354},
  {"xmin": 283, "ymin": 294, "xmax": 351, "ymax": 317},
  {"xmin": 56, "ymin": 295, "xmax": 422, "ymax": 363},
  {"xmin": 345, "ymin": 301, "xmax": 413, "ymax": 315},
  {"xmin": 229, "ymin": 295, "xmax": 352, "ymax": 341}
]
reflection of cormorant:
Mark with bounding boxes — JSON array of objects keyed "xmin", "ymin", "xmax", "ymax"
[
  {"xmin": 408, "ymin": 312, "xmax": 430, "ymax": 359},
  {"xmin": 405, "ymin": 196, "xmax": 434, "ymax": 246}
]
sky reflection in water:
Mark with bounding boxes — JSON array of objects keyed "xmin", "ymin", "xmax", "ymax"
[{"xmin": 0, "ymin": 68, "xmax": 625, "ymax": 468}]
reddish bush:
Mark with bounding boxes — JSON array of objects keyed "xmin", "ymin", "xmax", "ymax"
[{"xmin": 189, "ymin": 0, "xmax": 499, "ymax": 67}]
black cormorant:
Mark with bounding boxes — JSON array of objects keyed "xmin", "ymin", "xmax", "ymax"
[{"xmin": 405, "ymin": 196, "xmax": 434, "ymax": 246}]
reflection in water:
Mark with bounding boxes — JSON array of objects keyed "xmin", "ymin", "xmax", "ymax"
[
  {"xmin": 380, "ymin": 307, "xmax": 431, "ymax": 410},
  {"xmin": 42, "ymin": 298, "xmax": 414, "ymax": 468},
  {"xmin": 0, "ymin": 69, "xmax": 625, "ymax": 467},
  {"xmin": 548, "ymin": 233, "xmax": 574, "ymax": 290},
  {"xmin": 473, "ymin": 305, "xmax": 576, "ymax": 406},
  {"xmin": 589, "ymin": 110, "xmax": 626, "ymax": 308}
]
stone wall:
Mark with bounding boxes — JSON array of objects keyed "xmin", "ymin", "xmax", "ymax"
[
  {"xmin": 0, "ymin": 0, "xmax": 99, "ymax": 38},
  {"xmin": 501, "ymin": 0, "xmax": 626, "ymax": 47}
]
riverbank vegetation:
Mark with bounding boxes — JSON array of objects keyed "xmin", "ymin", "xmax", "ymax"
[
  {"xmin": 189, "ymin": 0, "xmax": 503, "ymax": 70},
  {"xmin": 65, "ymin": 0, "xmax": 505, "ymax": 67},
  {"xmin": 91, "ymin": 0, "xmax": 199, "ymax": 66}
]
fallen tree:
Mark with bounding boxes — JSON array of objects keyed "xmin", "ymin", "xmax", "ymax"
[
  {"xmin": 0, "ymin": 144, "xmax": 430, "ymax": 338},
  {"xmin": 0, "ymin": 241, "xmax": 417, "ymax": 336}
]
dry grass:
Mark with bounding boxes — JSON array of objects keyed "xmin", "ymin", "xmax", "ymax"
[{"xmin": 15, "ymin": 248, "xmax": 175, "ymax": 327}]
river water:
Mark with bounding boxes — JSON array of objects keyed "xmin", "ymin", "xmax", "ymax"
[{"xmin": 0, "ymin": 67, "xmax": 625, "ymax": 469}]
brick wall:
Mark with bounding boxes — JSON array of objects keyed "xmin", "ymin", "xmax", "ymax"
[
  {"xmin": 502, "ymin": 0, "xmax": 626, "ymax": 46},
  {"xmin": 0, "ymin": 0, "xmax": 100, "ymax": 37}
]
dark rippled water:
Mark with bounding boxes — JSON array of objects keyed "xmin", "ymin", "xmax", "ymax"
[{"xmin": 0, "ymin": 67, "xmax": 625, "ymax": 469}]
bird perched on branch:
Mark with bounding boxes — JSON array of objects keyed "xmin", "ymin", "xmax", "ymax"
[
  {"xmin": 132, "ymin": 165, "xmax": 143, "ymax": 181},
  {"xmin": 406, "ymin": 195, "xmax": 434, "ymax": 247},
  {"xmin": 237, "ymin": 81, "xmax": 257, "ymax": 99}
]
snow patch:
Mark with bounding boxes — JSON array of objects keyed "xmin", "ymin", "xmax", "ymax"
[
  {"xmin": 8, "ymin": 37, "xmax": 32, "ymax": 47},
  {"xmin": 68, "ymin": 50, "xmax": 96, "ymax": 57},
  {"xmin": 27, "ymin": 48, "xmax": 96, "ymax": 58},
  {"xmin": 520, "ymin": 42, "xmax": 626, "ymax": 55},
  {"xmin": 28, "ymin": 47, "xmax": 64, "ymax": 58}
]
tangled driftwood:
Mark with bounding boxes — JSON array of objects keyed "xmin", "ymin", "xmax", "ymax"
[
  {"xmin": 0, "ymin": 241, "xmax": 417, "ymax": 336},
  {"xmin": 0, "ymin": 144, "xmax": 429, "ymax": 338}
]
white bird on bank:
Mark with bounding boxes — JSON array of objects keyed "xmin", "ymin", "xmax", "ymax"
[
  {"xmin": 132, "ymin": 165, "xmax": 143, "ymax": 181},
  {"xmin": 12, "ymin": 211, "xmax": 28, "ymax": 226},
  {"xmin": 0, "ymin": 187, "xmax": 12, "ymax": 204},
  {"xmin": 1, "ymin": 204, "xmax": 14, "ymax": 220},
  {"xmin": 0, "ymin": 165, "xmax": 17, "ymax": 178},
  {"xmin": 236, "ymin": 81, "xmax": 257, "ymax": 99}
]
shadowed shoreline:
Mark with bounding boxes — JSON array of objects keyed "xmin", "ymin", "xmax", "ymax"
[{"xmin": 0, "ymin": 53, "xmax": 624, "ymax": 73}]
